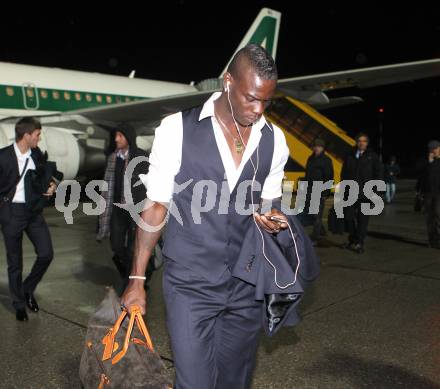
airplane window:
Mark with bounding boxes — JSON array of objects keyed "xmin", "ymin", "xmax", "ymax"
[
  {"xmin": 96, "ymin": 95, "xmax": 103, "ymax": 103},
  {"xmin": 64, "ymin": 92, "xmax": 71, "ymax": 100},
  {"xmin": 106, "ymin": 96, "xmax": 112, "ymax": 103},
  {"xmin": 40, "ymin": 90, "xmax": 48, "ymax": 99},
  {"xmin": 26, "ymin": 88, "xmax": 34, "ymax": 98},
  {"xmin": 6, "ymin": 87, "xmax": 14, "ymax": 96},
  {"xmin": 75, "ymin": 92, "xmax": 82, "ymax": 101},
  {"xmin": 86, "ymin": 94, "xmax": 92, "ymax": 102},
  {"xmin": 53, "ymin": 91, "xmax": 60, "ymax": 100}
]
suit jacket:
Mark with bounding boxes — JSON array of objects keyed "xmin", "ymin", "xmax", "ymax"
[
  {"xmin": 232, "ymin": 214, "xmax": 320, "ymax": 336},
  {"xmin": 0, "ymin": 145, "xmax": 62, "ymax": 223},
  {"xmin": 341, "ymin": 148, "xmax": 384, "ymax": 198},
  {"xmin": 0, "ymin": 144, "xmax": 25, "ymax": 199}
]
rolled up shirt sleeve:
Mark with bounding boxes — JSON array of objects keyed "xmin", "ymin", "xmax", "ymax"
[
  {"xmin": 261, "ymin": 124, "xmax": 290, "ymax": 200},
  {"xmin": 139, "ymin": 112, "xmax": 183, "ymax": 203}
]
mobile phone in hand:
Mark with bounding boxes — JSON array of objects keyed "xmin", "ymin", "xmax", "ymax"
[{"xmin": 267, "ymin": 215, "xmax": 285, "ymax": 224}]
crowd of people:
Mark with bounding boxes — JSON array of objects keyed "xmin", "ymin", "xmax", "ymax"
[{"xmin": 300, "ymin": 134, "xmax": 440, "ymax": 253}]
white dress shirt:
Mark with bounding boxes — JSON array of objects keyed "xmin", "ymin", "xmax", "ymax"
[
  {"xmin": 142, "ymin": 92, "xmax": 290, "ymax": 203},
  {"xmin": 12, "ymin": 143, "xmax": 36, "ymax": 203}
]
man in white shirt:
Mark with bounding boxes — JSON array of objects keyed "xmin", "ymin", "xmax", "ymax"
[
  {"xmin": 122, "ymin": 44, "xmax": 289, "ymax": 388},
  {"xmin": 0, "ymin": 117, "xmax": 57, "ymax": 321}
]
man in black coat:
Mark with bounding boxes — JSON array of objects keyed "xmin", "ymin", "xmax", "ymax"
[
  {"xmin": 419, "ymin": 140, "xmax": 440, "ymax": 248},
  {"xmin": 0, "ymin": 117, "xmax": 58, "ymax": 321},
  {"xmin": 304, "ymin": 138, "xmax": 334, "ymax": 244},
  {"xmin": 96, "ymin": 124, "xmax": 151, "ymax": 289},
  {"xmin": 341, "ymin": 132, "xmax": 384, "ymax": 253}
]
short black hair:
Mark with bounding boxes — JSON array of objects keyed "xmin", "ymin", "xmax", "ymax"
[
  {"xmin": 15, "ymin": 117, "xmax": 41, "ymax": 141},
  {"xmin": 227, "ymin": 44, "xmax": 278, "ymax": 81},
  {"xmin": 355, "ymin": 132, "xmax": 369, "ymax": 142}
]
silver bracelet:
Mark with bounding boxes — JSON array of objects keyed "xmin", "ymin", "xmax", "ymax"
[{"xmin": 129, "ymin": 275, "xmax": 146, "ymax": 280}]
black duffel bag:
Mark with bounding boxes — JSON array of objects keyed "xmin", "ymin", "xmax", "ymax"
[{"xmin": 79, "ymin": 288, "xmax": 172, "ymax": 389}]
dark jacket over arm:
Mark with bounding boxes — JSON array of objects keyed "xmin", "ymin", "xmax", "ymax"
[{"xmin": 232, "ymin": 214, "xmax": 320, "ymax": 336}]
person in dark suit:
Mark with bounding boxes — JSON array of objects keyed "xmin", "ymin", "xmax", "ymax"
[
  {"xmin": 0, "ymin": 117, "xmax": 58, "ymax": 321},
  {"xmin": 419, "ymin": 140, "xmax": 440, "ymax": 248},
  {"xmin": 340, "ymin": 132, "xmax": 384, "ymax": 253}
]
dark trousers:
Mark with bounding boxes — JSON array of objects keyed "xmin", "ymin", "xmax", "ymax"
[
  {"xmin": 109, "ymin": 206, "xmax": 135, "ymax": 279},
  {"xmin": 163, "ymin": 258, "xmax": 262, "ymax": 389},
  {"xmin": 425, "ymin": 194, "xmax": 440, "ymax": 246},
  {"xmin": 1, "ymin": 204, "xmax": 53, "ymax": 309},
  {"xmin": 345, "ymin": 201, "xmax": 370, "ymax": 245}
]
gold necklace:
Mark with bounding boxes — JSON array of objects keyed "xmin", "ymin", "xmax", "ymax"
[{"xmin": 215, "ymin": 112, "xmax": 249, "ymax": 154}]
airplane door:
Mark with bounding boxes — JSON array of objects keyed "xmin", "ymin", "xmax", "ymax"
[{"xmin": 22, "ymin": 83, "xmax": 40, "ymax": 110}]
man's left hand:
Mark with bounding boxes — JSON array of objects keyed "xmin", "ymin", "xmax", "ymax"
[
  {"xmin": 254, "ymin": 209, "xmax": 288, "ymax": 234},
  {"xmin": 43, "ymin": 182, "xmax": 57, "ymax": 197}
]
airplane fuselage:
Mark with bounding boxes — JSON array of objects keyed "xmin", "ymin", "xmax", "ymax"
[{"xmin": 0, "ymin": 62, "xmax": 198, "ymax": 180}]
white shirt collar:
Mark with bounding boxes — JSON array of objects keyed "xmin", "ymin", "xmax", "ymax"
[
  {"xmin": 198, "ymin": 92, "xmax": 272, "ymax": 132},
  {"xmin": 116, "ymin": 148, "xmax": 129, "ymax": 159},
  {"xmin": 13, "ymin": 142, "xmax": 31, "ymax": 158}
]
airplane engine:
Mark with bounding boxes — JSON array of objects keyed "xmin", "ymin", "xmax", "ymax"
[
  {"xmin": 0, "ymin": 123, "xmax": 151, "ymax": 182},
  {"xmin": 39, "ymin": 127, "xmax": 81, "ymax": 179}
]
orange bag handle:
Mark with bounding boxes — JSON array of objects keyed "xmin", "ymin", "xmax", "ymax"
[
  {"xmin": 100, "ymin": 305, "xmax": 154, "ymax": 365},
  {"xmin": 102, "ymin": 309, "xmax": 127, "ymax": 361}
]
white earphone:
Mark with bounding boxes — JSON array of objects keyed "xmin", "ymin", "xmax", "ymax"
[{"xmin": 224, "ymin": 82, "xmax": 301, "ymax": 289}]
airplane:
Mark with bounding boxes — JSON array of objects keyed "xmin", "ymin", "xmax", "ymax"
[{"xmin": 1, "ymin": 7, "xmax": 440, "ymax": 181}]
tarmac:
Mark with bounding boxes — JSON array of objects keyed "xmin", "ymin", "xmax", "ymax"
[{"xmin": 0, "ymin": 179, "xmax": 439, "ymax": 388}]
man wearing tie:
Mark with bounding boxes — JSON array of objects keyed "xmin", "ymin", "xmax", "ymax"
[
  {"xmin": 0, "ymin": 117, "xmax": 57, "ymax": 321},
  {"xmin": 341, "ymin": 133, "xmax": 384, "ymax": 253}
]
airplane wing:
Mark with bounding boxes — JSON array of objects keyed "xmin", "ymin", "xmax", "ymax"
[
  {"xmin": 314, "ymin": 96, "xmax": 364, "ymax": 110},
  {"xmin": 58, "ymin": 89, "xmax": 215, "ymax": 135},
  {"xmin": 277, "ymin": 58, "xmax": 440, "ymax": 105}
]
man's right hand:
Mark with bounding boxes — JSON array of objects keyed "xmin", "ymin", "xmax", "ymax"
[{"xmin": 120, "ymin": 279, "xmax": 147, "ymax": 314}]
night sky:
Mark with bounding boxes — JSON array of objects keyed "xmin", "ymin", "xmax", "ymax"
[{"xmin": 1, "ymin": 1, "xmax": 440, "ymax": 174}]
